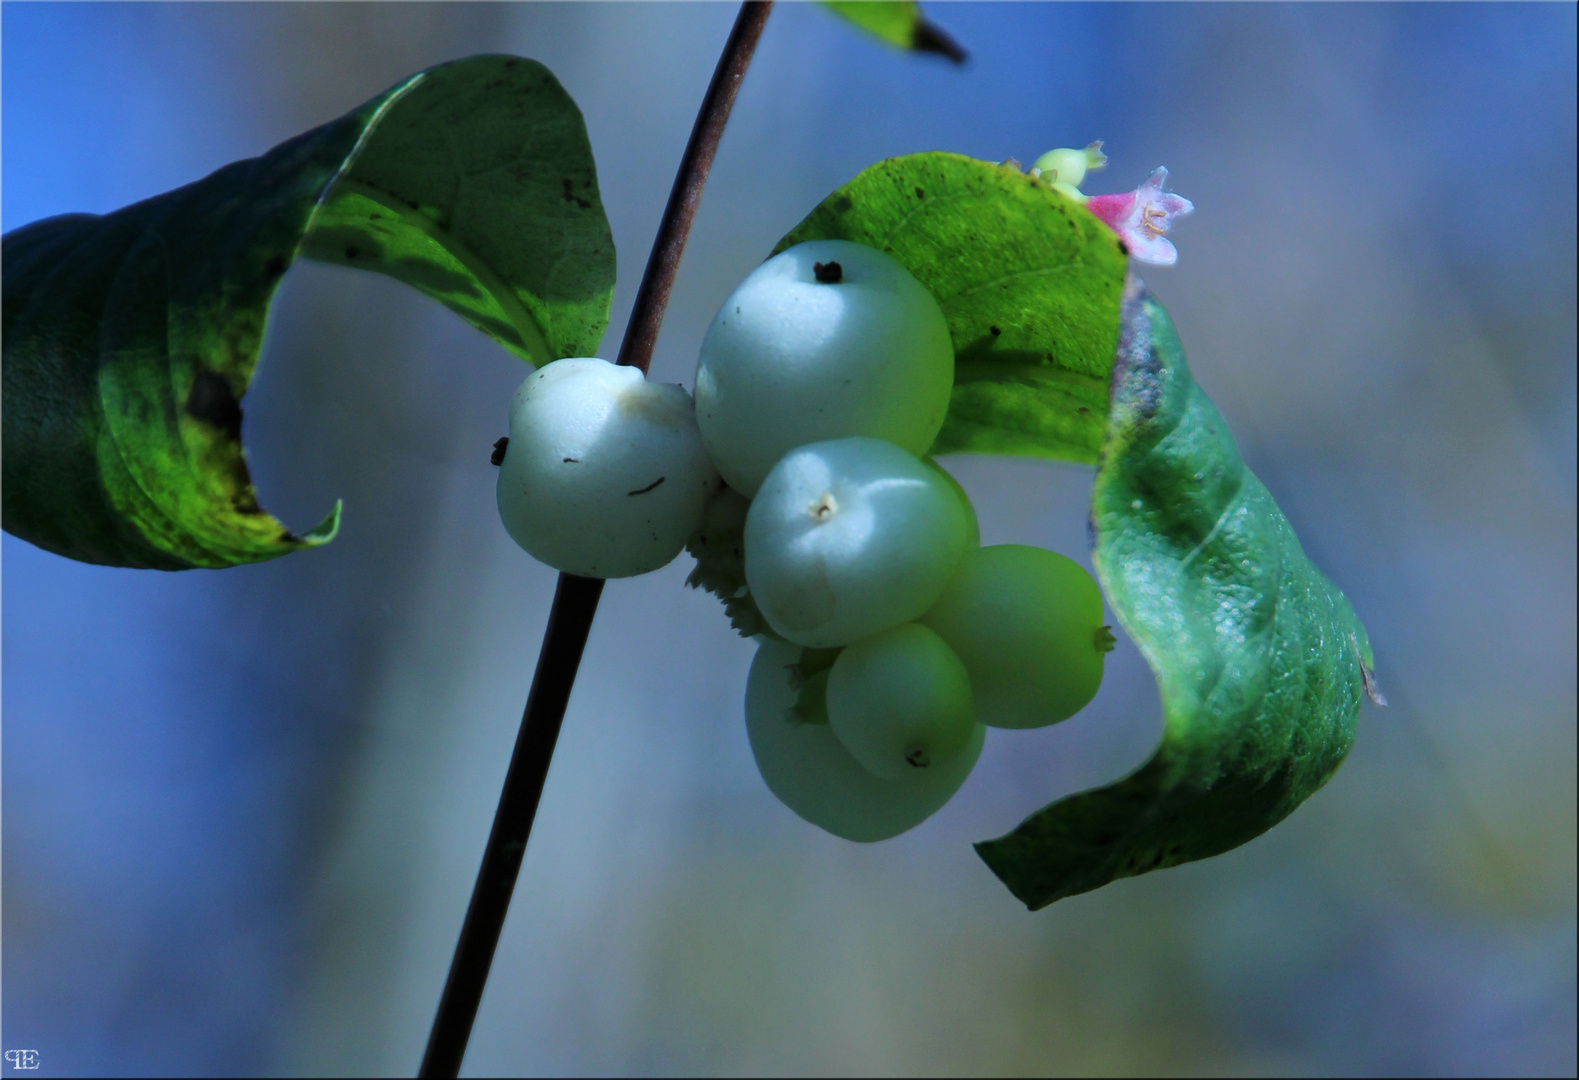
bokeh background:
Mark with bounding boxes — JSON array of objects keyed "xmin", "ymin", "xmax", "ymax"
[{"xmin": 3, "ymin": 3, "xmax": 1575, "ymax": 1076}]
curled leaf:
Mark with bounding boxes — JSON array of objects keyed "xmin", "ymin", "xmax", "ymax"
[
  {"xmin": 975, "ymin": 277, "xmax": 1373, "ymax": 909},
  {"xmin": 2, "ymin": 55, "xmax": 614, "ymax": 569}
]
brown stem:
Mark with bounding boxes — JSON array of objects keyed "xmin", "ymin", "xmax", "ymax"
[
  {"xmin": 417, "ymin": 5, "xmax": 773, "ymax": 1077},
  {"xmin": 616, "ymin": 3, "xmax": 772, "ymax": 373}
]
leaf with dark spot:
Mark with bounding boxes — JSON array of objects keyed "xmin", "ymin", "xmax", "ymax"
[
  {"xmin": 2, "ymin": 55, "xmax": 614, "ymax": 569},
  {"xmin": 184, "ymin": 371, "xmax": 243, "ymax": 441}
]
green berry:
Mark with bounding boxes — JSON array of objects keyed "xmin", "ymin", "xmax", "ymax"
[
  {"xmin": 826, "ymin": 623, "xmax": 976, "ymax": 780},
  {"xmin": 921, "ymin": 544, "xmax": 1108, "ymax": 729}
]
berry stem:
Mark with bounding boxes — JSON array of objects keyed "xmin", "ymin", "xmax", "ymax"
[{"xmin": 417, "ymin": 5, "xmax": 773, "ymax": 1077}]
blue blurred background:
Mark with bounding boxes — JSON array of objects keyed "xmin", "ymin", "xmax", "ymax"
[{"xmin": 3, "ymin": 3, "xmax": 1574, "ymax": 1075}]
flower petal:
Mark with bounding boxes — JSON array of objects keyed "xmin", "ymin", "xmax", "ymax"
[
  {"xmin": 1125, "ymin": 233, "xmax": 1179, "ymax": 266},
  {"xmin": 1084, "ymin": 191, "xmax": 1136, "ymax": 231}
]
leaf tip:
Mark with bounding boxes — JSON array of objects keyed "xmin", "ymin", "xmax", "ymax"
[
  {"xmin": 1360, "ymin": 659, "xmax": 1388, "ymax": 707},
  {"xmin": 912, "ymin": 17, "xmax": 967, "ymax": 64},
  {"xmin": 1349, "ymin": 632, "xmax": 1386, "ymax": 706},
  {"xmin": 301, "ymin": 500, "xmax": 343, "ymax": 546},
  {"xmin": 972, "ymin": 837, "xmax": 1049, "ymax": 911}
]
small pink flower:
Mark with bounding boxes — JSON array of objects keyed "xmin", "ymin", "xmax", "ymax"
[{"xmin": 1085, "ymin": 167, "xmax": 1193, "ymax": 266}]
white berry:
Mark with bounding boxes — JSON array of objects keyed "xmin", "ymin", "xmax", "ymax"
[
  {"xmin": 743, "ymin": 437, "xmax": 971, "ymax": 647},
  {"xmin": 496, "ymin": 358, "xmax": 721, "ymax": 578},
  {"xmin": 695, "ymin": 239, "xmax": 954, "ymax": 495},
  {"xmin": 745, "ymin": 639, "xmax": 984, "ymax": 842}
]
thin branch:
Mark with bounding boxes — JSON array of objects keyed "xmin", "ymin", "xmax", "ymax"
[
  {"xmin": 417, "ymin": 5, "xmax": 774, "ymax": 1077},
  {"xmin": 616, "ymin": 5, "xmax": 772, "ymax": 373}
]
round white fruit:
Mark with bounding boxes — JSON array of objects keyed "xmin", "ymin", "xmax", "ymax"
[
  {"xmin": 496, "ymin": 357, "xmax": 721, "ymax": 578},
  {"xmin": 745, "ymin": 639, "xmax": 984, "ymax": 842},
  {"xmin": 695, "ymin": 239, "xmax": 954, "ymax": 496},
  {"xmin": 921, "ymin": 544, "xmax": 1108, "ymax": 729},
  {"xmin": 743, "ymin": 437, "xmax": 971, "ymax": 647},
  {"xmin": 826, "ymin": 623, "xmax": 976, "ymax": 780}
]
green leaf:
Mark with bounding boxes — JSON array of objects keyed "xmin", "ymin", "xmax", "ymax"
[
  {"xmin": 819, "ymin": 2, "xmax": 967, "ymax": 63},
  {"xmin": 2, "ymin": 55, "xmax": 614, "ymax": 570},
  {"xmin": 974, "ymin": 278, "xmax": 1376, "ymax": 910},
  {"xmin": 776, "ymin": 152, "xmax": 1128, "ymax": 465}
]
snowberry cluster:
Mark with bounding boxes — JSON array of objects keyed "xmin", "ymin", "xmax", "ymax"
[{"xmin": 496, "ymin": 239, "xmax": 1114, "ymax": 841}]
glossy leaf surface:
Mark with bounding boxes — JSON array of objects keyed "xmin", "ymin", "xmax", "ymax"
[
  {"xmin": 2, "ymin": 55, "xmax": 613, "ymax": 569},
  {"xmin": 975, "ymin": 278, "xmax": 1373, "ymax": 909},
  {"xmin": 777, "ymin": 152, "xmax": 1127, "ymax": 464}
]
